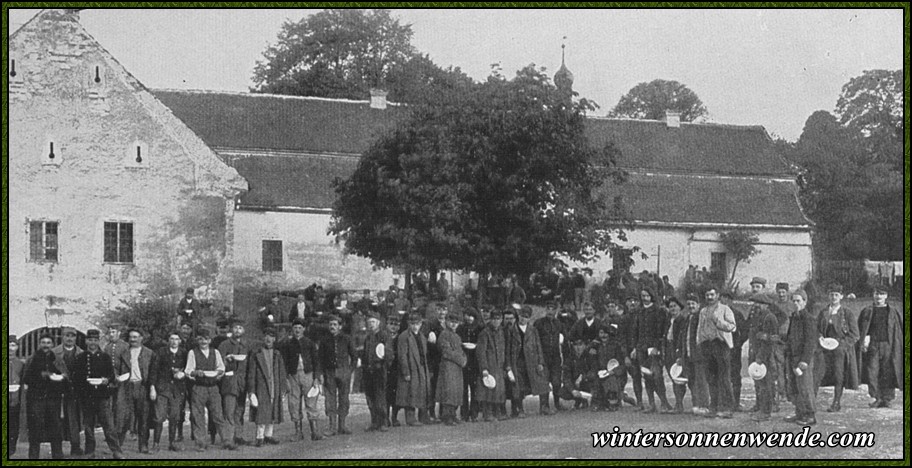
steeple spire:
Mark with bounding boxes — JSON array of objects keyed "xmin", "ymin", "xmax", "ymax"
[{"xmin": 554, "ymin": 38, "xmax": 574, "ymax": 101}]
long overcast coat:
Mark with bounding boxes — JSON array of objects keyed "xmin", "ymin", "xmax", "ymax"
[
  {"xmin": 505, "ymin": 324, "xmax": 550, "ymax": 398},
  {"xmin": 246, "ymin": 346, "xmax": 286, "ymax": 425},
  {"xmin": 475, "ymin": 323, "xmax": 507, "ymax": 403},
  {"xmin": 395, "ymin": 330, "xmax": 430, "ymax": 409},
  {"xmin": 435, "ymin": 328, "xmax": 467, "ymax": 406}
]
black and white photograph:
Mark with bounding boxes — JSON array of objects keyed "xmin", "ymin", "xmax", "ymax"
[{"xmin": 5, "ymin": 6, "xmax": 906, "ymax": 461}]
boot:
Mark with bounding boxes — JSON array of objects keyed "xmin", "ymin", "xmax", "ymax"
[
  {"xmin": 294, "ymin": 422, "xmax": 305, "ymax": 441},
  {"xmin": 539, "ymin": 395, "xmax": 553, "ymax": 415},
  {"xmin": 176, "ymin": 425, "xmax": 184, "ymax": 443},
  {"xmin": 828, "ymin": 388, "xmax": 843, "ymax": 412},
  {"xmin": 338, "ymin": 415, "xmax": 352, "ymax": 435},
  {"xmin": 324, "ymin": 416, "xmax": 338, "ymax": 436},
  {"xmin": 405, "ymin": 408, "xmax": 423, "ymax": 426},
  {"xmin": 309, "ymin": 420, "xmax": 325, "ymax": 441}
]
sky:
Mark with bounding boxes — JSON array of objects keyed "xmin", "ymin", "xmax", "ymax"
[{"xmin": 8, "ymin": 7, "xmax": 903, "ymax": 141}]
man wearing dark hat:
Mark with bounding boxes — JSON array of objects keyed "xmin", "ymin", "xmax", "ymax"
[
  {"xmin": 591, "ymin": 322, "xmax": 627, "ymax": 411},
  {"xmin": 815, "ymin": 283, "xmax": 859, "ymax": 412},
  {"xmin": 436, "ymin": 312, "xmax": 467, "ymax": 425},
  {"xmin": 8, "ymin": 335, "xmax": 25, "ymax": 458},
  {"xmin": 183, "ymin": 328, "xmax": 231, "ymax": 451},
  {"xmin": 72, "ymin": 329, "xmax": 123, "ymax": 459},
  {"xmin": 421, "ymin": 304, "xmax": 448, "ymax": 423},
  {"xmin": 723, "ymin": 291, "xmax": 749, "ymax": 412},
  {"xmin": 150, "ymin": 331, "xmax": 188, "ymax": 452},
  {"xmin": 278, "ymin": 318, "xmax": 323, "ymax": 441},
  {"xmin": 23, "ymin": 332, "xmax": 67, "ymax": 459},
  {"xmin": 506, "ymin": 306, "xmax": 551, "ymax": 417},
  {"xmin": 103, "ymin": 323, "xmax": 129, "ymax": 443},
  {"xmin": 749, "ymin": 277, "xmax": 767, "ymax": 294},
  {"xmin": 746, "ymin": 294, "xmax": 780, "ymax": 422},
  {"xmin": 771, "ymin": 282, "xmax": 797, "ymax": 408},
  {"xmin": 634, "ymin": 288, "xmax": 672, "ymax": 413},
  {"xmin": 211, "ymin": 319, "xmax": 231, "ymax": 351},
  {"xmin": 475, "ymin": 309, "xmax": 506, "ymax": 422},
  {"xmin": 53, "ymin": 326, "xmax": 84, "ymax": 456},
  {"xmin": 858, "ymin": 286, "xmax": 902, "ymax": 409},
  {"xmin": 683, "ymin": 294, "xmax": 710, "ymax": 416},
  {"xmin": 116, "ymin": 328, "xmax": 155, "ymax": 453},
  {"xmin": 534, "ymin": 300, "xmax": 566, "ymax": 412},
  {"xmin": 696, "ymin": 287, "xmax": 738, "ymax": 418},
  {"xmin": 247, "ymin": 328, "xmax": 286, "ymax": 446},
  {"xmin": 177, "ymin": 288, "xmax": 202, "ymax": 328},
  {"xmin": 785, "ymin": 290, "xmax": 818, "ymax": 426},
  {"xmin": 362, "ymin": 311, "xmax": 393, "ymax": 431},
  {"xmin": 319, "ymin": 315, "xmax": 358, "ymax": 436},
  {"xmin": 385, "ymin": 312, "xmax": 403, "ymax": 426},
  {"xmin": 560, "ymin": 336, "xmax": 594, "ymax": 409},
  {"xmin": 217, "ymin": 319, "xmax": 249, "ymax": 447},
  {"xmin": 396, "ymin": 312, "xmax": 431, "ymax": 426},
  {"xmin": 621, "ymin": 294, "xmax": 645, "ymax": 409}
]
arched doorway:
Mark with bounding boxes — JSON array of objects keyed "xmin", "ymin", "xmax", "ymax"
[{"xmin": 15, "ymin": 327, "xmax": 88, "ymax": 360}]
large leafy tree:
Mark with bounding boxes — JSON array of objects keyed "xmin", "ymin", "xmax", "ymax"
[
  {"xmin": 330, "ymin": 65, "xmax": 629, "ymax": 281},
  {"xmin": 252, "ymin": 9, "xmax": 471, "ymax": 101},
  {"xmin": 835, "ymin": 69, "xmax": 902, "ymax": 170},
  {"xmin": 609, "ymin": 79, "xmax": 707, "ymax": 121}
]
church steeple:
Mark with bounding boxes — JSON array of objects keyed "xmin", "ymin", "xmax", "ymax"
[{"xmin": 554, "ymin": 41, "xmax": 574, "ymax": 101}]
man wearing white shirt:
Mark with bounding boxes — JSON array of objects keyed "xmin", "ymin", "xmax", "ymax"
[
  {"xmin": 696, "ymin": 288, "xmax": 738, "ymax": 418},
  {"xmin": 184, "ymin": 328, "xmax": 231, "ymax": 452}
]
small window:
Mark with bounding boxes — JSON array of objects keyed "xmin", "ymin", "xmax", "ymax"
[
  {"xmin": 611, "ymin": 247, "xmax": 634, "ymax": 273},
  {"xmin": 29, "ymin": 221, "xmax": 59, "ymax": 263},
  {"xmin": 126, "ymin": 141, "xmax": 149, "ymax": 168},
  {"xmin": 710, "ymin": 252, "xmax": 727, "ymax": 274},
  {"xmin": 9, "ymin": 57, "xmax": 23, "ymax": 82},
  {"xmin": 104, "ymin": 221, "xmax": 133, "ymax": 264},
  {"xmin": 42, "ymin": 137, "xmax": 62, "ymax": 166},
  {"xmin": 262, "ymin": 240, "xmax": 283, "ymax": 272},
  {"xmin": 89, "ymin": 63, "xmax": 106, "ymax": 88}
]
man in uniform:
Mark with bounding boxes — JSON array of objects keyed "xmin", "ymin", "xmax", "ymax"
[
  {"xmin": 362, "ymin": 312, "xmax": 393, "ymax": 431},
  {"xmin": 53, "ymin": 326, "xmax": 84, "ymax": 456},
  {"xmin": 217, "ymin": 319, "xmax": 249, "ymax": 447},
  {"xmin": 747, "ymin": 294, "xmax": 780, "ymax": 422},
  {"xmin": 858, "ymin": 286, "xmax": 903, "ymax": 409},
  {"xmin": 24, "ymin": 332, "xmax": 67, "ymax": 459},
  {"xmin": 71, "ymin": 329, "xmax": 123, "ymax": 459},
  {"xmin": 151, "ymin": 331, "xmax": 188, "ymax": 452},
  {"xmin": 116, "ymin": 328, "xmax": 156, "ymax": 454}
]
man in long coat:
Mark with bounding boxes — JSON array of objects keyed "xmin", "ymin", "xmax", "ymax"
[
  {"xmin": 436, "ymin": 312, "xmax": 468, "ymax": 425},
  {"xmin": 53, "ymin": 327, "xmax": 84, "ymax": 456},
  {"xmin": 784, "ymin": 290, "xmax": 819, "ymax": 426},
  {"xmin": 506, "ymin": 306, "xmax": 551, "ymax": 417},
  {"xmin": 476, "ymin": 309, "xmax": 507, "ymax": 422},
  {"xmin": 24, "ymin": 332, "xmax": 68, "ymax": 459},
  {"xmin": 362, "ymin": 312, "xmax": 393, "ymax": 431},
  {"xmin": 246, "ymin": 328, "xmax": 286, "ymax": 447},
  {"xmin": 746, "ymin": 294, "xmax": 781, "ymax": 422},
  {"xmin": 857, "ymin": 286, "xmax": 903, "ymax": 409},
  {"xmin": 396, "ymin": 313, "xmax": 431, "ymax": 426},
  {"xmin": 814, "ymin": 284, "xmax": 858, "ymax": 413},
  {"xmin": 150, "ymin": 331, "xmax": 188, "ymax": 452},
  {"xmin": 534, "ymin": 301, "xmax": 565, "ymax": 412}
]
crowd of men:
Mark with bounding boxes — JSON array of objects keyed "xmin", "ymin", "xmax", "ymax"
[{"xmin": 7, "ymin": 277, "xmax": 903, "ymax": 460}]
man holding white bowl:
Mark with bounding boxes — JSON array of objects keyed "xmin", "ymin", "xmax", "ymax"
[
  {"xmin": 72, "ymin": 329, "xmax": 123, "ymax": 459},
  {"xmin": 22, "ymin": 331, "xmax": 67, "ymax": 459},
  {"xmin": 183, "ymin": 328, "xmax": 231, "ymax": 452}
]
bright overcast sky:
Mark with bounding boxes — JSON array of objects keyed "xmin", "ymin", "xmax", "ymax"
[{"xmin": 8, "ymin": 8, "xmax": 903, "ymax": 141}]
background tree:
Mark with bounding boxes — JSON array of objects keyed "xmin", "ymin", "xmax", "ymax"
[
  {"xmin": 609, "ymin": 79, "xmax": 708, "ymax": 121},
  {"xmin": 252, "ymin": 9, "xmax": 471, "ymax": 102},
  {"xmin": 330, "ymin": 64, "xmax": 629, "ymax": 287},
  {"xmin": 719, "ymin": 230, "xmax": 761, "ymax": 293},
  {"xmin": 835, "ymin": 69, "xmax": 902, "ymax": 170}
]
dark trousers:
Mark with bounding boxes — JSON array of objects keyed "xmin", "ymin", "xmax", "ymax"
[
  {"xmin": 386, "ymin": 367, "xmax": 399, "ymax": 423},
  {"xmin": 755, "ymin": 358, "xmax": 777, "ymax": 415},
  {"xmin": 865, "ymin": 341, "xmax": 897, "ymax": 402},
  {"xmin": 686, "ymin": 359, "xmax": 710, "ymax": 408},
  {"xmin": 80, "ymin": 397, "xmax": 121, "ymax": 455},
  {"xmin": 27, "ymin": 396, "xmax": 63, "ymax": 459},
  {"xmin": 8, "ymin": 403, "xmax": 20, "ymax": 457},
  {"xmin": 700, "ymin": 340, "xmax": 734, "ymax": 413},
  {"xmin": 363, "ymin": 367, "xmax": 388, "ymax": 428},
  {"xmin": 461, "ymin": 369, "xmax": 479, "ymax": 420},
  {"xmin": 190, "ymin": 385, "xmax": 226, "ymax": 447},
  {"xmin": 642, "ymin": 354, "xmax": 668, "ymax": 405},
  {"xmin": 323, "ymin": 367, "xmax": 352, "ymax": 418},
  {"xmin": 211, "ymin": 392, "xmax": 244, "ymax": 442},
  {"xmin": 118, "ymin": 382, "xmax": 150, "ymax": 450},
  {"xmin": 61, "ymin": 395, "xmax": 82, "ymax": 450},
  {"xmin": 627, "ymin": 359, "xmax": 643, "ymax": 404},
  {"xmin": 543, "ymin": 362, "xmax": 562, "ymax": 408},
  {"xmin": 730, "ymin": 343, "xmax": 744, "ymax": 404},
  {"xmin": 772, "ymin": 345, "xmax": 788, "ymax": 401},
  {"xmin": 154, "ymin": 391, "xmax": 186, "ymax": 444},
  {"xmin": 788, "ymin": 357, "xmax": 816, "ymax": 419}
]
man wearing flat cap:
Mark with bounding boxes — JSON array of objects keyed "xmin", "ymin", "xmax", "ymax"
[
  {"xmin": 475, "ymin": 309, "xmax": 507, "ymax": 421},
  {"xmin": 8, "ymin": 335, "xmax": 25, "ymax": 458},
  {"xmin": 72, "ymin": 329, "xmax": 123, "ymax": 459},
  {"xmin": 435, "ymin": 312, "xmax": 467, "ymax": 425},
  {"xmin": 747, "ymin": 294, "xmax": 780, "ymax": 422},
  {"xmin": 749, "ymin": 277, "xmax": 767, "ymax": 294},
  {"xmin": 150, "ymin": 330, "xmax": 188, "ymax": 452},
  {"xmin": 115, "ymin": 328, "xmax": 155, "ymax": 453},
  {"xmin": 396, "ymin": 312, "xmax": 431, "ymax": 426},
  {"xmin": 53, "ymin": 326, "xmax": 84, "ymax": 456},
  {"xmin": 506, "ymin": 306, "xmax": 551, "ymax": 417},
  {"xmin": 815, "ymin": 283, "xmax": 859, "ymax": 413},
  {"xmin": 177, "ymin": 288, "xmax": 202, "ymax": 328},
  {"xmin": 771, "ymin": 282, "xmax": 797, "ymax": 409},
  {"xmin": 362, "ymin": 311, "xmax": 393, "ymax": 431},
  {"xmin": 183, "ymin": 328, "xmax": 231, "ymax": 451},
  {"xmin": 278, "ymin": 318, "xmax": 323, "ymax": 441},
  {"xmin": 218, "ymin": 319, "xmax": 249, "ymax": 447},
  {"xmin": 23, "ymin": 331, "xmax": 68, "ymax": 459},
  {"xmin": 319, "ymin": 315, "xmax": 359, "ymax": 436},
  {"xmin": 858, "ymin": 286, "xmax": 903, "ymax": 409}
]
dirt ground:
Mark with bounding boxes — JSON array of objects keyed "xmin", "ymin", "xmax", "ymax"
[{"xmin": 12, "ymin": 376, "xmax": 904, "ymax": 461}]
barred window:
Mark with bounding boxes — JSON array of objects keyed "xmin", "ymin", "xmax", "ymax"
[
  {"xmin": 262, "ymin": 240, "xmax": 283, "ymax": 272},
  {"xmin": 104, "ymin": 221, "xmax": 133, "ymax": 263},
  {"xmin": 711, "ymin": 252, "xmax": 728, "ymax": 274},
  {"xmin": 29, "ymin": 221, "xmax": 59, "ymax": 262}
]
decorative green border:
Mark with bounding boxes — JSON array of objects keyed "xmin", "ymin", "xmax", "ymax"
[{"xmin": 2, "ymin": 2, "xmax": 909, "ymax": 466}]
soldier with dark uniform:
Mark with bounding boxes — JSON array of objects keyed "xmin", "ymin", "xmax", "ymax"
[
  {"xmin": 151, "ymin": 331, "xmax": 188, "ymax": 452},
  {"xmin": 71, "ymin": 329, "xmax": 123, "ymax": 459},
  {"xmin": 362, "ymin": 311, "xmax": 393, "ymax": 432},
  {"xmin": 747, "ymin": 294, "xmax": 781, "ymax": 422},
  {"xmin": 218, "ymin": 319, "xmax": 250, "ymax": 447},
  {"xmin": 23, "ymin": 332, "xmax": 67, "ymax": 459},
  {"xmin": 385, "ymin": 312, "xmax": 403, "ymax": 427},
  {"xmin": 53, "ymin": 326, "xmax": 84, "ymax": 456}
]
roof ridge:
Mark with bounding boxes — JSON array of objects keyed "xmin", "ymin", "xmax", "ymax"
[
  {"xmin": 587, "ymin": 115, "xmax": 767, "ymax": 132},
  {"xmin": 152, "ymin": 88, "xmax": 405, "ymax": 107}
]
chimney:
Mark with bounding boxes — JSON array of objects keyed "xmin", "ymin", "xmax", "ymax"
[
  {"xmin": 665, "ymin": 110, "xmax": 681, "ymax": 128},
  {"xmin": 369, "ymin": 89, "xmax": 388, "ymax": 110}
]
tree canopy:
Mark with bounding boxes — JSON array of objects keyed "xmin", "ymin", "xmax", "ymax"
[
  {"xmin": 835, "ymin": 69, "xmax": 902, "ymax": 170},
  {"xmin": 252, "ymin": 9, "xmax": 472, "ymax": 102},
  {"xmin": 609, "ymin": 79, "xmax": 708, "ymax": 122},
  {"xmin": 330, "ymin": 65, "xmax": 629, "ymax": 279}
]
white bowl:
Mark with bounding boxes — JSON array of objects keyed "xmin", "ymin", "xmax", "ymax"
[
  {"xmin": 225, "ymin": 371, "xmax": 235, "ymax": 377},
  {"xmin": 375, "ymin": 343, "xmax": 385, "ymax": 359},
  {"xmin": 87, "ymin": 378, "xmax": 105, "ymax": 386},
  {"xmin": 232, "ymin": 354, "xmax": 247, "ymax": 362},
  {"xmin": 819, "ymin": 337, "xmax": 839, "ymax": 351},
  {"xmin": 202, "ymin": 370, "xmax": 219, "ymax": 378},
  {"xmin": 640, "ymin": 366, "xmax": 652, "ymax": 376},
  {"xmin": 482, "ymin": 375, "xmax": 496, "ymax": 389},
  {"xmin": 598, "ymin": 369, "xmax": 610, "ymax": 379},
  {"xmin": 461, "ymin": 343, "xmax": 476, "ymax": 350},
  {"xmin": 606, "ymin": 359, "xmax": 619, "ymax": 373},
  {"xmin": 9, "ymin": 384, "xmax": 21, "ymax": 392},
  {"xmin": 49, "ymin": 374, "xmax": 64, "ymax": 382},
  {"xmin": 307, "ymin": 386, "xmax": 321, "ymax": 398},
  {"xmin": 116, "ymin": 373, "xmax": 130, "ymax": 382}
]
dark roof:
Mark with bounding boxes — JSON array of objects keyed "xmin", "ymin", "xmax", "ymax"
[
  {"xmin": 230, "ymin": 154, "xmax": 358, "ymax": 210},
  {"xmin": 584, "ymin": 118, "xmax": 791, "ymax": 176},
  {"xmin": 604, "ymin": 173, "xmax": 809, "ymax": 226},
  {"xmin": 153, "ymin": 89, "xmax": 407, "ymax": 154}
]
